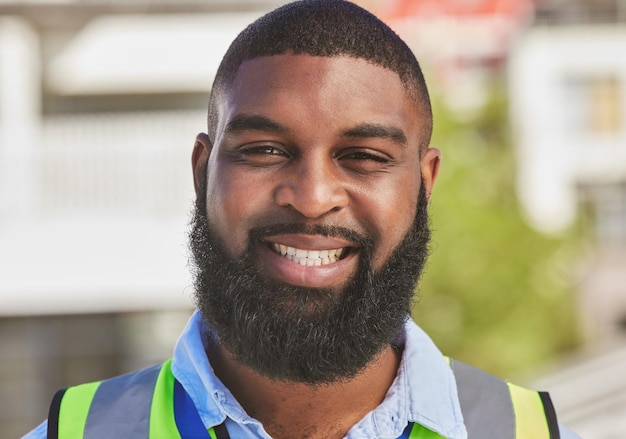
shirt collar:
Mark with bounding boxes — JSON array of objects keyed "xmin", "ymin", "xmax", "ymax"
[
  {"xmin": 345, "ymin": 319, "xmax": 466, "ymax": 438},
  {"xmin": 171, "ymin": 311, "xmax": 261, "ymax": 429},
  {"xmin": 171, "ymin": 311, "xmax": 467, "ymax": 439}
]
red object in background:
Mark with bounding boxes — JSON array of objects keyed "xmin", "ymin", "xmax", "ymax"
[{"xmin": 382, "ymin": 0, "xmax": 534, "ymax": 20}]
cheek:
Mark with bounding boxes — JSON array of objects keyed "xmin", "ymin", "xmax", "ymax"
[
  {"xmin": 366, "ymin": 177, "xmax": 420, "ymax": 270},
  {"xmin": 205, "ymin": 166, "xmax": 263, "ymax": 256}
]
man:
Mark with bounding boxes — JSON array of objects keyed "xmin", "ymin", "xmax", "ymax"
[{"xmin": 25, "ymin": 1, "xmax": 580, "ymax": 438}]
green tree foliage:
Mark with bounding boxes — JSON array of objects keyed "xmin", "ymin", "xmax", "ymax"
[{"xmin": 414, "ymin": 85, "xmax": 583, "ymax": 379}]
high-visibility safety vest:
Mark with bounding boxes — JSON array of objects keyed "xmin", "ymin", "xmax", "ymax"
[{"xmin": 47, "ymin": 358, "xmax": 560, "ymax": 439}]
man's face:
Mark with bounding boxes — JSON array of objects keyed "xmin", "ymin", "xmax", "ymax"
[
  {"xmin": 191, "ymin": 55, "xmax": 440, "ymax": 383},
  {"xmin": 200, "ymin": 55, "xmax": 438, "ymax": 276}
]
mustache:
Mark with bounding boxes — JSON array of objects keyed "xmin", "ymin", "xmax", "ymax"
[{"xmin": 248, "ymin": 223, "xmax": 374, "ymax": 251}]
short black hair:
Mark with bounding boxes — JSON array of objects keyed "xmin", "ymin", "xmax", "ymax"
[{"xmin": 207, "ymin": 0, "xmax": 432, "ymax": 150}]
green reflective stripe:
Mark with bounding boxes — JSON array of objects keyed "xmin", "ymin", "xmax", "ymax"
[
  {"xmin": 508, "ymin": 383, "xmax": 551, "ymax": 439},
  {"xmin": 149, "ymin": 359, "xmax": 182, "ymax": 439},
  {"xmin": 58, "ymin": 381, "xmax": 101, "ymax": 439},
  {"xmin": 408, "ymin": 422, "xmax": 447, "ymax": 438},
  {"xmin": 208, "ymin": 427, "xmax": 219, "ymax": 439}
]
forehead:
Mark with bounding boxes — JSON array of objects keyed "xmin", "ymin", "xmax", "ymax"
[{"xmin": 215, "ymin": 54, "xmax": 420, "ymax": 141}]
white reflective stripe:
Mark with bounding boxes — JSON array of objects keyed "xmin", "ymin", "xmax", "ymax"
[
  {"xmin": 450, "ymin": 359, "xmax": 516, "ymax": 438},
  {"xmin": 84, "ymin": 364, "xmax": 161, "ymax": 438}
]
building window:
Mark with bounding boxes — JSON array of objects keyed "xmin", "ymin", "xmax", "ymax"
[
  {"xmin": 579, "ymin": 181, "xmax": 626, "ymax": 246},
  {"xmin": 564, "ymin": 75, "xmax": 622, "ymax": 137}
]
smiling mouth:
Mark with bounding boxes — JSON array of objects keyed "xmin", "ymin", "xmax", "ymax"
[{"xmin": 270, "ymin": 243, "xmax": 348, "ymax": 266}]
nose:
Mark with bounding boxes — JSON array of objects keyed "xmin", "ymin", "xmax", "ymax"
[{"xmin": 273, "ymin": 158, "xmax": 349, "ymax": 219}]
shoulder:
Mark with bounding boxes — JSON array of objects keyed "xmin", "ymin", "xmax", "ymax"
[
  {"xmin": 449, "ymin": 358, "xmax": 583, "ymax": 438},
  {"xmin": 21, "ymin": 420, "xmax": 47, "ymax": 439},
  {"xmin": 560, "ymin": 424, "xmax": 583, "ymax": 439},
  {"xmin": 39, "ymin": 362, "xmax": 168, "ymax": 439}
]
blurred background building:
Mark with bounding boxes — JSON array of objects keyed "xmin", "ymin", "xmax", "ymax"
[
  {"xmin": 0, "ymin": 1, "xmax": 285, "ymax": 435},
  {"xmin": 0, "ymin": 0, "xmax": 624, "ymax": 437},
  {"xmin": 510, "ymin": 1, "xmax": 626, "ymax": 436}
]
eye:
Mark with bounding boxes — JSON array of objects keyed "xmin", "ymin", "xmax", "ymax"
[
  {"xmin": 244, "ymin": 145, "xmax": 285, "ymax": 155},
  {"xmin": 343, "ymin": 151, "xmax": 388, "ymax": 162},
  {"xmin": 237, "ymin": 143, "xmax": 290, "ymax": 165},
  {"xmin": 338, "ymin": 148, "xmax": 392, "ymax": 173}
]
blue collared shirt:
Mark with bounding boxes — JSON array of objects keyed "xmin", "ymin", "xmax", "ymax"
[{"xmin": 23, "ymin": 310, "xmax": 580, "ymax": 438}]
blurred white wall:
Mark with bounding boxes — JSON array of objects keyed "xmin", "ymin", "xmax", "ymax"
[
  {"xmin": 0, "ymin": 12, "xmax": 268, "ymax": 315},
  {"xmin": 509, "ymin": 26, "xmax": 626, "ymax": 235},
  {"xmin": 0, "ymin": 5, "xmax": 282, "ymax": 436}
]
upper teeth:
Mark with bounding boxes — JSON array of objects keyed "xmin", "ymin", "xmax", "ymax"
[{"xmin": 272, "ymin": 243, "xmax": 344, "ymax": 266}]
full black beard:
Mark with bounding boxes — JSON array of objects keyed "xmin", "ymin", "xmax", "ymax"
[{"xmin": 189, "ymin": 183, "xmax": 431, "ymax": 385}]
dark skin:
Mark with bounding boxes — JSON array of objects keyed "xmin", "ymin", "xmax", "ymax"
[{"xmin": 192, "ymin": 55, "xmax": 440, "ymax": 439}]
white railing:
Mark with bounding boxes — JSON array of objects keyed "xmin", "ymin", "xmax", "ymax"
[
  {"xmin": 3, "ymin": 109, "xmax": 205, "ymax": 219},
  {"xmin": 0, "ymin": 109, "xmax": 208, "ymax": 315}
]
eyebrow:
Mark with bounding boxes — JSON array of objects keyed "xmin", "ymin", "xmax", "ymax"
[
  {"xmin": 224, "ymin": 115, "xmax": 408, "ymax": 147},
  {"xmin": 224, "ymin": 114, "xmax": 289, "ymax": 136},
  {"xmin": 342, "ymin": 123, "xmax": 407, "ymax": 147}
]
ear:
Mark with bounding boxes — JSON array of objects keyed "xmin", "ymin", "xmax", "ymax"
[
  {"xmin": 420, "ymin": 147, "xmax": 441, "ymax": 203},
  {"xmin": 192, "ymin": 133, "xmax": 212, "ymax": 196}
]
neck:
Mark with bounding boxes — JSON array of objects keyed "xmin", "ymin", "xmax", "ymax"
[{"xmin": 207, "ymin": 344, "xmax": 401, "ymax": 439}]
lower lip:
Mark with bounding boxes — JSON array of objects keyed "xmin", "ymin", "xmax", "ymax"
[{"xmin": 259, "ymin": 244, "xmax": 358, "ymax": 288}]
